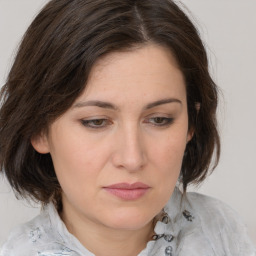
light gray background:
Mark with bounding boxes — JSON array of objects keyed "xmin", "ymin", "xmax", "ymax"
[{"xmin": 0, "ymin": 0, "xmax": 255, "ymax": 246}]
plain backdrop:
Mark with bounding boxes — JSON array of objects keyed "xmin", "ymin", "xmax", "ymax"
[{"xmin": 0, "ymin": 0, "xmax": 255, "ymax": 246}]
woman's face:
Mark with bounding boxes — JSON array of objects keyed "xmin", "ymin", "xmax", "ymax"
[{"xmin": 33, "ymin": 44, "xmax": 192, "ymax": 231}]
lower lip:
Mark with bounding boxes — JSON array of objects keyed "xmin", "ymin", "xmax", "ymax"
[{"xmin": 104, "ymin": 188, "xmax": 150, "ymax": 200}]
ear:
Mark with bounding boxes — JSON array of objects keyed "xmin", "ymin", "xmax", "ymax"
[
  {"xmin": 186, "ymin": 128, "xmax": 194, "ymax": 143},
  {"xmin": 195, "ymin": 102, "xmax": 201, "ymax": 112},
  {"xmin": 186, "ymin": 102, "xmax": 201, "ymax": 143},
  {"xmin": 31, "ymin": 132, "xmax": 50, "ymax": 154}
]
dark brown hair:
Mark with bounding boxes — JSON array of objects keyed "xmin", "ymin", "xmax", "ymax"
[{"xmin": 0, "ymin": 0, "xmax": 220, "ymax": 206}]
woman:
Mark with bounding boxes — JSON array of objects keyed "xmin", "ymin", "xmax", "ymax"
[{"xmin": 0, "ymin": 0, "xmax": 255, "ymax": 255}]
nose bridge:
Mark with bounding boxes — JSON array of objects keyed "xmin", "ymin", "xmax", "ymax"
[{"xmin": 113, "ymin": 121, "xmax": 146, "ymax": 171}]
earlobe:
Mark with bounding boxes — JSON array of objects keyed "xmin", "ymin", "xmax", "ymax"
[
  {"xmin": 186, "ymin": 102, "xmax": 200, "ymax": 143},
  {"xmin": 31, "ymin": 132, "xmax": 50, "ymax": 154},
  {"xmin": 195, "ymin": 102, "xmax": 201, "ymax": 112},
  {"xmin": 186, "ymin": 127, "xmax": 195, "ymax": 143},
  {"xmin": 187, "ymin": 130, "xmax": 194, "ymax": 143}
]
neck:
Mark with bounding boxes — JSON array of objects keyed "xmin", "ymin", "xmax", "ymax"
[{"xmin": 61, "ymin": 207, "xmax": 155, "ymax": 256}]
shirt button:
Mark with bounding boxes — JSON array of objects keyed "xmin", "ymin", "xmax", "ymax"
[
  {"xmin": 164, "ymin": 234, "xmax": 174, "ymax": 242},
  {"xmin": 162, "ymin": 215, "xmax": 170, "ymax": 224},
  {"xmin": 182, "ymin": 210, "xmax": 194, "ymax": 222},
  {"xmin": 165, "ymin": 246, "xmax": 173, "ymax": 256}
]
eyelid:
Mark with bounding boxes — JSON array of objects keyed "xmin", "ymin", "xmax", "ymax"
[
  {"xmin": 144, "ymin": 115, "xmax": 174, "ymax": 127},
  {"xmin": 81, "ymin": 118, "xmax": 112, "ymax": 129},
  {"xmin": 80, "ymin": 113, "xmax": 175, "ymax": 130},
  {"xmin": 144, "ymin": 113, "xmax": 173, "ymax": 120}
]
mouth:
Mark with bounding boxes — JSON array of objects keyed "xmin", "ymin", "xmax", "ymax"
[{"xmin": 103, "ymin": 182, "xmax": 151, "ymax": 200}]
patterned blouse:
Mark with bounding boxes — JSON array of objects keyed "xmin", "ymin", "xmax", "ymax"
[{"xmin": 1, "ymin": 187, "xmax": 255, "ymax": 256}]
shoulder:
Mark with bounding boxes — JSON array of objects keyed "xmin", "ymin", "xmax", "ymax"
[
  {"xmin": 0, "ymin": 207, "xmax": 63, "ymax": 256},
  {"xmin": 186, "ymin": 191, "xmax": 240, "ymax": 222},
  {"xmin": 185, "ymin": 192, "xmax": 256, "ymax": 255},
  {"xmin": 0, "ymin": 203, "xmax": 91, "ymax": 256},
  {"xmin": 0, "ymin": 224, "xmax": 36, "ymax": 256}
]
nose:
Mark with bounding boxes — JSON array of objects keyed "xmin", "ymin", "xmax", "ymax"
[{"xmin": 111, "ymin": 124, "xmax": 146, "ymax": 172}]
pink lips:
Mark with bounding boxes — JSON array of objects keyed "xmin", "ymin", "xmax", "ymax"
[{"xmin": 103, "ymin": 182, "xmax": 150, "ymax": 200}]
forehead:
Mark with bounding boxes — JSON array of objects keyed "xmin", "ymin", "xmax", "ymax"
[{"xmin": 76, "ymin": 44, "xmax": 186, "ymax": 104}]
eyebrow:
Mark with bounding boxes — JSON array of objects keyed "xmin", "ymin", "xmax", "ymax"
[{"xmin": 73, "ymin": 98, "xmax": 182, "ymax": 110}]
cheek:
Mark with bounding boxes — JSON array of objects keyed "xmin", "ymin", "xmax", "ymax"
[
  {"xmin": 151, "ymin": 132, "xmax": 187, "ymax": 169},
  {"xmin": 49, "ymin": 132, "xmax": 111, "ymax": 194},
  {"xmin": 148, "ymin": 130, "xmax": 187, "ymax": 193}
]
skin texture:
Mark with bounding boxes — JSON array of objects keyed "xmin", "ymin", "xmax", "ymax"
[{"xmin": 32, "ymin": 44, "xmax": 192, "ymax": 256}]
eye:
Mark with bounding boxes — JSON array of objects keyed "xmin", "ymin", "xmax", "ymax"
[
  {"xmin": 81, "ymin": 118, "xmax": 111, "ymax": 129},
  {"xmin": 147, "ymin": 117, "xmax": 174, "ymax": 127}
]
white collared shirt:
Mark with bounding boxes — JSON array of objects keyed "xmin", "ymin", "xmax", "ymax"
[{"xmin": 1, "ymin": 188, "xmax": 255, "ymax": 256}]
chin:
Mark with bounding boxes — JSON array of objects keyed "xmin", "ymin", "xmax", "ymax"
[{"xmin": 101, "ymin": 208, "xmax": 155, "ymax": 230}]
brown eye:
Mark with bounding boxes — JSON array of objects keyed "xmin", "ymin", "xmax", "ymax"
[
  {"xmin": 92, "ymin": 119, "xmax": 104, "ymax": 125},
  {"xmin": 81, "ymin": 119, "xmax": 111, "ymax": 129},
  {"xmin": 154, "ymin": 117, "xmax": 166, "ymax": 124},
  {"xmin": 148, "ymin": 117, "xmax": 174, "ymax": 126}
]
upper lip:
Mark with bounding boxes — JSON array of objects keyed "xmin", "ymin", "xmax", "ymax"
[{"xmin": 104, "ymin": 182, "xmax": 150, "ymax": 189}]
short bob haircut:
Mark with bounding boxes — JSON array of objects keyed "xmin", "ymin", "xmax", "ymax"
[{"xmin": 0, "ymin": 0, "xmax": 220, "ymax": 208}]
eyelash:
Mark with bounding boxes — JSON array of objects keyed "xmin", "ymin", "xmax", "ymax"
[
  {"xmin": 147, "ymin": 117, "xmax": 174, "ymax": 127},
  {"xmin": 81, "ymin": 119, "xmax": 111, "ymax": 129},
  {"xmin": 81, "ymin": 117, "xmax": 174, "ymax": 129}
]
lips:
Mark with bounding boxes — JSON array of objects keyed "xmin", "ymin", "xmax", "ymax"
[
  {"xmin": 105, "ymin": 182, "xmax": 150, "ymax": 189},
  {"xmin": 103, "ymin": 182, "xmax": 151, "ymax": 200}
]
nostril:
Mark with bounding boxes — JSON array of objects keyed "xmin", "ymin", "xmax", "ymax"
[
  {"xmin": 111, "ymin": 143, "xmax": 146, "ymax": 171},
  {"xmin": 111, "ymin": 126, "xmax": 147, "ymax": 171}
]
